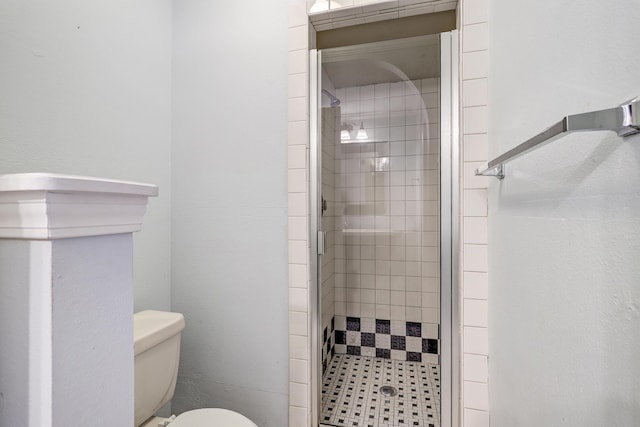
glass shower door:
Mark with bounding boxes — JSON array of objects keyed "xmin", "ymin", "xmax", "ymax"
[{"xmin": 310, "ymin": 31, "xmax": 458, "ymax": 427}]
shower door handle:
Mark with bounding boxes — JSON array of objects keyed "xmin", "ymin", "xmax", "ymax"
[{"xmin": 317, "ymin": 230, "xmax": 326, "ymax": 255}]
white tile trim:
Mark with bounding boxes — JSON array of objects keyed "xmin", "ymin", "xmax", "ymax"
[{"xmin": 460, "ymin": 0, "xmax": 490, "ymax": 424}]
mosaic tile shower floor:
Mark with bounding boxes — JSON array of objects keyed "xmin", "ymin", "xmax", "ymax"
[{"xmin": 321, "ymin": 354, "xmax": 440, "ymax": 427}]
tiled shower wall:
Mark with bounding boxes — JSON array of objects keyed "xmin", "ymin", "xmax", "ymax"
[
  {"xmin": 287, "ymin": 1, "xmax": 490, "ymax": 426},
  {"xmin": 331, "ymin": 79, "xmax": 441, "ymax": 363}
]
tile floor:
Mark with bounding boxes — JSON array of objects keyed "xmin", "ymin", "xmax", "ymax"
[{"xmin": 321, "ymin": 354, "xmax": 440, "ymax": 427}]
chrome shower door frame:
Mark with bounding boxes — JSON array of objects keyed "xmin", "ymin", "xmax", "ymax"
[
  {"xmin": 309, "ymin": 30, "xmax": 460, "ymax": 427},
  {"xmin": 309, "ymin": 47, "xmax": 322, "ymax": 427},
  {"xmin": 439, "ymin": 29, "xmax": 460, "ymax": 427}
]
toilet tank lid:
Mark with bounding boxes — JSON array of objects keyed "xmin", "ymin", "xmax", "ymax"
[{"xmin": 134, "ymin": 310, "xmax": 185, "ymax": 356}]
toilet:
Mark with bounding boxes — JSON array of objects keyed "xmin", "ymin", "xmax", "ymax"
[{"xmin": 134, "ymin": 310, "xmax": 257, "ymax": 427}]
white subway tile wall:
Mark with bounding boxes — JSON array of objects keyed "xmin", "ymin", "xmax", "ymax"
[
  {"xmin": 463, "ymin": 379, "xmax": 489, "ymax": 411},
  {"xmin": 463, "ymin": 353, "xmax": 488, "ymax": 383},
  {"xmin": 463, "ymin": 409, "xmax": 490, "ymax": 427},
  {"xmin": 460, "ymin": 2, "xmax": 490, "ymax": 424},
  {"xmin": 460, "ymin": 0, "xmax": 487, "ymax": 24},
  {"xmin": 461, "ymin": 22, "xmax": 488, "ymax": 53},
  {"xmin": 288, "ymin": 2, "xmax": 311, "ymax": 426},
  {"xmin": 463, "ymin": 134, "xmax": 488, "ymax": 162},
  {"xmin": 290, "ymin": 358, "xmax": 309, "ymax": 384}
]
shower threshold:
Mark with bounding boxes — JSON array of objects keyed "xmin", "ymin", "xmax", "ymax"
[{"xmin": 321, "ymin": 354, "xmax": 440, "ymax": 427}]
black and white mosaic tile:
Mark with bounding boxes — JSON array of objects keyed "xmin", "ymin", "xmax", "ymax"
[
  {"xmin": 323, "ymin": 316, "xmax": 336, "ymax": 374},
  {"xmin": 333, "ymin": 316, "xmax": 439, "ymax": 363},
  {"xmin": 321, "ymin": 354, "xmax": 440, "ymax": 427}
]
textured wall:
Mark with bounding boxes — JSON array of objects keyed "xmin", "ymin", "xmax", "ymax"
[
  {"xmin": 488, "ymin": 0, "xmax": 640, "ymax": 425},
  {"xmin": 171, "ymin": 0, "xmax": 291, "ymax": 425},
  {"xmin": 0, "ymin": 0, "xmax": 173, "ymax": 312}
]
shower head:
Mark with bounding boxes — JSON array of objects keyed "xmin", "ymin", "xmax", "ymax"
[{"xmin": 322, "ymin": 89, "xmax": 341, "ymax": 107}]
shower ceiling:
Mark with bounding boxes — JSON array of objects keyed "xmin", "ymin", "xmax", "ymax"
[{"xmin": 322, "ymin": 35, "xmax": 440, "ymax": 88}]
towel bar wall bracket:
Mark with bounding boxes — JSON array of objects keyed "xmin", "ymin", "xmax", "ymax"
[{"xmin": 475, "ymin": 96, "xmax": 640, "ymax": 179}]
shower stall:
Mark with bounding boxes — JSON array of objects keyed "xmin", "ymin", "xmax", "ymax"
[{"xmin": 309, "ymin": 31, "xmax": 459, "ymax": 427}]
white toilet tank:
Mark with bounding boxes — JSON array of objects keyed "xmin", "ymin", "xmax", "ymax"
[{"xmin": 134, "ymin": 310, "xmax": 185, "ymax": 427}]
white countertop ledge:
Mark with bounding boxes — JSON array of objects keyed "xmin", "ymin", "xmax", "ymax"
[
  {"xmin": 0, "ymin": 173, "xmax": 158, "ymax": 196},
  {"xmin": 0, "ymin": 173, "xmax": 158, "ymax": 240}
]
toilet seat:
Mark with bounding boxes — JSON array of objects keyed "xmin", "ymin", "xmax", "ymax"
[{"xmin": 171, "ymin": 408, "xmax": 257, "ymax": 427}]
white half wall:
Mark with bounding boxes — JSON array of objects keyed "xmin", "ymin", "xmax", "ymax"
[
  {"xmin": 52, "ymin": 235, "xmax": 134, "ymax": 426},
  {"xmin": 0, "ymin": 0, "xmax": 173, "ymax": 311},
  {"xmin": 0, "ymin": 240, "xmax": 34, "ymax": 426},
  {"xmin": 171, "ymin": 0, "xmax": 293, "ymax": 425},
  {"xmin": 0, "ymin": 235, "xmax": 135, "ymax": 427},
  {"xmin": 489, "ymin": 0, "xmax": 640, "ymax": 425}
]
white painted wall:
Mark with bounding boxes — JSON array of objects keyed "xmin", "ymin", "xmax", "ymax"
[
  {"xmin": 171, "ymin": 0, "xmax": 293, "ymax": 425},
  {"xmin": 489, "ymin": 0, "xmax": 640, "ymax": 425},
  {"xmin": 0, "ymin": 0, "xmax": 172, "ymax": 312}
]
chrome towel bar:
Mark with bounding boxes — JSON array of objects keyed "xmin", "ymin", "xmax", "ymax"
[{"xmin": 475, "ymin": 96, "xmax": 640, "ymax": 179}]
